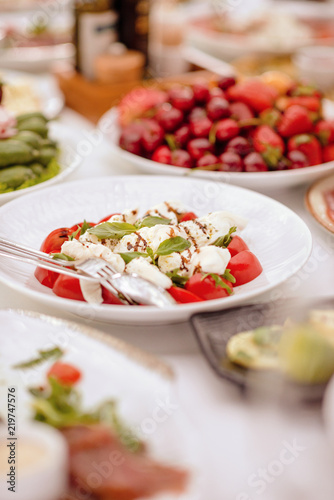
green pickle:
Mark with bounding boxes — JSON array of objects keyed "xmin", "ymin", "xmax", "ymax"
[
  {"xmin": 0, "ymin": 140, "xmax": 38, "ymax": 167},
  {"xmin": 39, "ymin": 147, "xmax": 58, "ymax": 167},
  {"xmin": 0, "ymin": 166, "xmax": 36, "ymax": 189},
  {"xmin": 17, "ymin": 118, "xmax": 48, "ymax": 138},
  {"xmin": 15, "ymin": 130, "xmax": 43, "ymax": 149},
  {"xmin": 16, "ymin": 112, "xmax": 48, "ymax": 124}
]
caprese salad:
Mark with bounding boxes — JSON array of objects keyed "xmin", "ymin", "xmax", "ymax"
[{"xmin": 35, "ymin": 201, "xmax": 263, "ymax": 305}]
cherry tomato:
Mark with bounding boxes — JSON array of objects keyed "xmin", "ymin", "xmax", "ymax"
[
  {"xmin": 179, "ymin": 212, "xmax": 198, "ymax": 223},
  {"xmin": 167, "ymin": 286, "xmax": 203, "ymax": 303},
  {"xmin": 52, "ymin": 275, "xmax": 85, "ymax": 301},
  {"xmin": 98, "ymin": 213, "xmax": 121, "ymax": 223},
  {"xmin": 227, "ymin": 236, "xmax": 249, "ymax": 257},
  {"xmin": 185, "ymin": 273, "xmax": 233, "ymax": 300},
  {"xmin": 40, "ymin": 227, "xmax": 71, "ymax": 254},
  {"xmin": 47, "ymin": 361, "xmax": 82, "ymax": 386},
  {"xmin": 228, "ymin": 250, "xmax": 263, "ymax": 286},
  {"xmin": 34, "ymin": 266, "xmax": 59, "ymax": 289}
]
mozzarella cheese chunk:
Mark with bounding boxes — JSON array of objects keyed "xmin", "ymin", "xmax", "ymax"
[
  {"xmin": 144, "ymin": 200, "xmax": 187, "ymax": 224},
  {"xmin": 80, "ymin": 279, "xmax": 103, "ymax": 305},
  {"xmin": 61, "ymin": 240, "xmax": 125, "ymax": 271},
  {"xmin": 189, "ymin": 246, "xmax": 231, "ymax": 275},
  {"xmin": 126, "ymin": 257, "xmax": 172, "ymax": 289},
  {"xmin": 107, "ymin": 208, "xmax": 139, "ymax": 225}
]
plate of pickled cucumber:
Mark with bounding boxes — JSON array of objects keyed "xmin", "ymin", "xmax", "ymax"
[
  {"xmin": 0, "ymin": 111, "xmax": 81, "ymax": 203},
  {"xmin": 226, "ymin": 309, "xmax": 334, "ymax": 386}
]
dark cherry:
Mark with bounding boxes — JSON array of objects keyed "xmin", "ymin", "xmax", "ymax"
[
  {"xmin": 192, "ymin": 80, "xmax": 210, "ymax": 104},
  {"xmin": 156, "ymin": 106, "xmax": 184, "ymax": 132},
  {"xmin": 215, "ymin": 119, "xmax": 239, "ymax": 142},
  {"xmin": 119, "ymin": 122, "xmax": 143, "ymax": 156},
  {"xmin": 141, "ymin": 119, "xmax": 164, "ymax": 153},
  {"xmin": 197, "ymin": 153, "xmax": 220, "ymax": 170},
  {"xmin": 217, "ymin": 76, "xmax": 236, "ymax": 91},
  {"xmin": 190, "ymin": 117, "xmax": 213, "ymax": 138},
  {"xmin": 206, "ymin": 97, "xmax": 230, "ymax": 121},
  {"xmin": 174, "ymin": 124, "xmax": 192, "ymax": 148},
  {"xmin": 188, "ymin": 107, "xmax": 207, "ymax": 123},
  {"xmin": 226, "ymin": 136, "xmax": 252, "ymax": 157},
  {"xmin": 172, "ymin": 149, "xmax": 193, "ymax": 168},
  {"xmin": 152, "ymin": 145, "xmax": 172, "ymax": 164},
  {"xmin": 244, "ymin": 152, "xmax": 268, "ymax": 172},
  {"xmin": 287, "ymin": 150, "xmax": 309, "ymax": 169},
  {"xmin": 169, "ymin": 86, "xmax": 195, "ymax": 112},
  {"xmin": 187, "ymin": 138, "xmax": 213, "ymax": 160},
  {"xmin": 218, "ymin": 152, "xmax": 243, "ymax": 172}
]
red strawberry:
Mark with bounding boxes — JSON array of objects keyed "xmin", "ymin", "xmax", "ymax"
[
  {"xmin": 118, "ymin": 88, "xmax": 168, "ymax": 127},
  {"xmin": 227, "ymin": 79, "xmax": 278, "ymax": 113},
  {"xmin": 314, "ymin": 120, "xmax": 334, "ymax": 146},
  {"xmin": 288, "ymin": 134, "xmax": 322, "ymax": 166},
  {"xmin": 252, "ymin": 125, "xmax": 285, "ymax": 169},
  {"xmin": 323, "ymin": 144, "xmax": 334, "ymax": 163},
  {"xmin": 285, "ymin": 96, "xmax": 321, "ymax": 113},
  {"xmin": 253, "ymin": 125, "xmax": 284, "ymax": 153},
  {"xmin": 277, "ymin": 105, "xmax": 313, "ymax": 138}
]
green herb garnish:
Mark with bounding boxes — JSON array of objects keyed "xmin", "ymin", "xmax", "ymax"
[
  {"xmin": 135, "ymin": 216, "xmax": 171, "ymax": 229},
  {"xmin": 88, "ymin": 222, "xmax": 136, "ymax": 240},
  {"xmin": 13, "ymin": 347, "xmax": 64, "ymax": 369},
  {"xmin": 155, "ymin": 237, "xmax": 191, "ymax": 256},
  {"xmin": 52, "ymin": 253, "xmax": 75, "ymax": 261},
  {"xmin": 166, "ymin": 268, "xmax": 189, "ymax": 287},
  {"xmin": 119, "ymin": 251, "xmax": 149, "ymax": 264},
  {"xmin": 212, "ymin": 226, "xmax": 237, "ymax": 248},
  {"xmin": 223, "ymin": 269, "xmax": 236, "ymax": 284},
  {"xmin": 201, "ymin": 273, "xmax": 233, "ymax": 295}
]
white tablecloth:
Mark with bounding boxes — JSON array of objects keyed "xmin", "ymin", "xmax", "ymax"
[{"xmin": 1, "ymin": 109, "xmax": 334, "ymax": 499}]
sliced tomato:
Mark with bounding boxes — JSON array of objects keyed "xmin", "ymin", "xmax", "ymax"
[
  {"xmin": 179, "ymin": 212, "xmax": 198, "ymax": 223},
  {"xmin": 98, "ymin": 213, "xmax": 121, "ymax": 223},
  {"xmin": 185, "ymin": 273, "xmax": 233, "ymax": 301},
  {"xmin": 167, "ymin": 286, "xmax": 203, "ymax": 303},
  {"xmin": 227, "ymin": 235, "xmax": 249, "ymax": 257},
  {"xmin": 40, "ymin": 227, "xmax": 71, "ymax": 254},
  {"xmin": 52, "ymin": 275, "xmax": 85, "ymax": 301},
  {"xmin": 47, "ymin": 361, "xmax": 81, "ymax": 386},
  {"xmin": 228, "ymin": 250, "xmax": 263, "ymax": 286},
  {"xmin": 34, "ymin": 266, "xmax": 59, "ymax": 289},
  {"xmin": 102, "ymin": 286, "xmax": 124, "ymax": 305}
]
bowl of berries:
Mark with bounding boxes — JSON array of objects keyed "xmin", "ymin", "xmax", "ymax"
[{"xmin": 100, "ymin": 72, "xmax": 334, "ymax": 190}]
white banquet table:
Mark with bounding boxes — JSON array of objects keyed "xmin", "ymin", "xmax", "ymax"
[{"xmin": 1, "ymin": 108, "xmax": 334, "ymax": 500}]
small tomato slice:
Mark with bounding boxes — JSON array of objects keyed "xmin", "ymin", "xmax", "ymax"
[
  {"xmin": 179, "ymin": 212, "xmax": 198, "ymax": 223},
  {"xmin": 227, "ymin": 235, "xmax": 249, "ymax": 257},
  {"xmin": 167, "ymin": 286, "xmax": 203, "ymax": 303},
  {"xmin": 40, "ymin": 227, "xmax": 71, "ymax": 254},
  {"xmin": 228, "ymin": 250, "xmax": 262, "ymax": 286},
  {"xmin": 102, "ymin": 286, "xmax": 124, "ymax": 305},
  {"xmin": 52, "ymin": 275, "xmax": 85, "ymax": 301},
  {"xmin": 34, "ymin": 266, "xmax": 59, "ymax": 289},
  {"xmin": 47, "ymin": 361, "xmax": 81, "ymax": 386},
  {"xmin": 185, "ymin": 273, "xmax": 233, "ymax": 301}
]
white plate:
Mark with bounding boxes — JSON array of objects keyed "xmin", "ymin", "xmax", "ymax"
[
  {"xmin": 0, "ymin": 43, "xmax": 74, "ymax": 73},
  {"xmin": 0, "ymin": 309, "xmax": 200, "ymax": 500},
  {"xmin": 305, "ymin": 173, "xmax": 334, "ymax": 235},
  {"xmin": 0, "ymin": 121, "xmax": 82, "ymax": 205},
  {"xmin": 0, "ymin": 69, "xmax": 64, "ymax": 119},
  {"xmin": 100, "ymin": 106, "xmax": 334, "ymax": 191},
  {"xmin": 0, "ymin": 175, "xmax": 312, "ymax": 324}
]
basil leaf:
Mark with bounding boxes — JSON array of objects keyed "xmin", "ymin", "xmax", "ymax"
[
  {"xmin": 88, "ymin": 222, "xmax": 136, "ymax": 240},
  {"xmin": 223, "ymin": 268, "xmax": 236, "ymax": 284},
  {"xmin": 52, "ymin": 253, "xmax": 75, "ymax": 261},
  {"xmin": 146, "ymin": 246, "xmax": 157, "ymax": 265},
  {"xmin": 13, "ymin": 346, "xmax": 64, "ymax": 369},
  {"xmin": 201, "ymin": 273, "xmax": 233, "ymax": 295},
  {"xmin": 68, "ymin": 225, "xmax": 81, "ymax": 241},
  {"xmin": 136, "ymin": 216, "xmax": 171, "ymax": 229},
  {"xmin": 119, "ymin": 251, "xmax": 148, "ymax": 264},
  {"xmin": 155, "ymin": 237, "xmax": 191, "ymax": 256},
  {"xmin": 166, "ymin": 268, "xmax": 189, "ymax": 287},
  {"xmin": 80, "ymin": 219, "xmax": 92, "ymax": 236},
  {"xmin": 212, "ymin": 226, "xmax": 237, "ymax": 248}
]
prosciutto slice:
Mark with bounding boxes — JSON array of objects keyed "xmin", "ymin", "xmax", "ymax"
[{"xmin": 61, "ymin": 425, "xmax": 188, "ymax": 500}]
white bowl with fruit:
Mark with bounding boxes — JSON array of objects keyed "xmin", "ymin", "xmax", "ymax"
[{"xmin": 100, "ymin": 72, "xmax": 334, "ymax": 190}]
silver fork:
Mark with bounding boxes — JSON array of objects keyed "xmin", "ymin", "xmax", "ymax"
[{"xmin": 0, "ymin": 237, "xmax": 176, "ymax": 308}]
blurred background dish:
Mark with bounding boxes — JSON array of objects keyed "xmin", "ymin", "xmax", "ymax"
[
  {"xmin": 305, "ymin": 173, "xmax": 334, "ymax": 235},
  {"xmin": 0, "ymin": 70, "xmax": 64, "ymax": 118}
]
